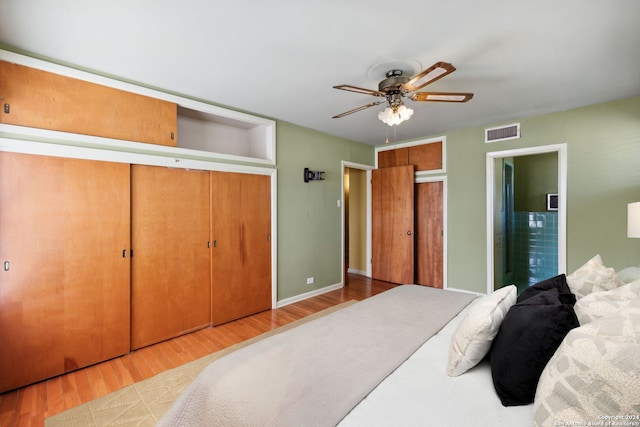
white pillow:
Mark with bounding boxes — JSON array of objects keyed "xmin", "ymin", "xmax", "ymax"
[
  {"xmin": 566, "ymin": 254, "xmax": 623, "ymax": 300},
  {"xmin": 616, "ymin": 266, "xmax": 640, "ymax": 284},
  {"xmin": 533, "ymin": 297, "xmax": 640, "ymax": 426},
  {"xmin": 446, "ymin": 285, "xmax": 516, "ymax": 377},
  {"xmin": 574, "ymin": 279, "xmax": 640, "ymax": 324}
]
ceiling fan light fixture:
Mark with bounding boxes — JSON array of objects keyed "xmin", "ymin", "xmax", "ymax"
[{"xmin": 378, "ymin": 104, "xmax": 413, "ymax": 126}]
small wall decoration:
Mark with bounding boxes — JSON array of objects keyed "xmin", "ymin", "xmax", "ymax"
[{"xmin": 304, "ymin": 167, "xmax": 325, "ymax": 182}]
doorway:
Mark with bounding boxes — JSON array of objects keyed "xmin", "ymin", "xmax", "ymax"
[
  {"xmin": 486, "ymin": 144, "xmax": 567, "ymax": 294},
  {"xmin": 342, "ymin": 161, "xmax": 373, "ymax": 284}
]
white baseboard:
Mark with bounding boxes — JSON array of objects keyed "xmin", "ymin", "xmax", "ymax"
[
  {"xmin": 446, "ymin": 286, "xmax": 485, "ymax": 296},
  {"xmin": 276, "ymin": 282, "xmax": 344, "ymax": 308},
  {"xmin": 347, "ymin": 268, "xmax": 367, "ymax": 276}
]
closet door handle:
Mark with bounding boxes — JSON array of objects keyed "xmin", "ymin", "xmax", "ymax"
[
  {"xmin": 3, "ymin": 261, "xmax": 9, "ymax": 271},
  {"xmin": 407, "ymin": 230, "xmax": 412, "ymax": 235}
]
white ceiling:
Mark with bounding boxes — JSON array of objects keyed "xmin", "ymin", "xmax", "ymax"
[{"xmin": 1, "ymin": 0, "xmax": 639, "ymax": 146}]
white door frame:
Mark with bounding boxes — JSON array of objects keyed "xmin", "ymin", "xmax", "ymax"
[
  {"xmin": 341, "ymin": 161, "xmax": 374, "ymax": 284},
  {"xmin": 485, "ymin": 143, "xmax": 567, "ymax": 295}
]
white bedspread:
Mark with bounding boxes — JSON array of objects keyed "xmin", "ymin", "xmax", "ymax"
[
  {"xmin": 339, "ymin": 304, "xmax": 534, "ymax": 427},
  {"xmin": 158, "ymin": 285, "xmax": 476, "ymax": 427}
]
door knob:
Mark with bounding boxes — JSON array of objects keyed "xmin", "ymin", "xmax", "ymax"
[{"xmin": 407, "ymin": 230, "xmax": 412, "ymax": 235}]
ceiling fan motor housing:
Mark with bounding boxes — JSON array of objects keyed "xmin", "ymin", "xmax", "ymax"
[{"xmin": 378, "ymin": 70, "xmax": 410, "ymax": 93}]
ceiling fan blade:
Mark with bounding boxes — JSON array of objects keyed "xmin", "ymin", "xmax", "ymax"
[
  {"xmin": 411, "ymin": 92, "xmax": 474, "ymax": 102},
  {"xmin": 333, "ymin": 84, "xmax": 386, "ymax": 97},
  {"xmin": 332, "ymin": 100, "xmax": 385, "ymax": 119},
  {"xmin": 401, "ymin": 62, "xmax": 457, "ymax": 92}
]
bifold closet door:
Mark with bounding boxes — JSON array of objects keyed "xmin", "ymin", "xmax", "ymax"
[
  {"xmin": 0, "ymin": 152, "xmax": 130, "ymax": 392},
  {"xmin": 211, "ymin": 172, "xmax": 271, "ymax": 325},
  {"xmin": 130, "ymin": 165, "xmax": 210, "ymax": 349},
  {"xmin": 372, "ymin": 165, "xmax": 415, "ymax": 284}
]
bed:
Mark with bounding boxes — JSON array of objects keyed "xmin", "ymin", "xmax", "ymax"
[{"xmin": 159, "ymin": 255, "xmax": 640, "ymax": 427}]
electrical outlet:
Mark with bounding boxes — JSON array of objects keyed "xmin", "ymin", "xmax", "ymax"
[{"xmin": 306, "ymin": 277, "xmax": 315, "ymax": 285}]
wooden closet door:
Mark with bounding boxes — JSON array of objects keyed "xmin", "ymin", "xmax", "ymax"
[
  {"xmin": 0, "ymin": 153, "xmax": 65, "ymax": 392},
  {"xmin": 63, "ymin": 158, "xmax": 131, "ymax": 370},
  {"xmin": 0, "ymin": 152, "xmax": 130, "ymax": 392},
  {"xmin": 415, "ymin": 181, "xmax": 444, "ymax": 288},
  {"xmin": 372, "ymin": 165, "xmax": 415, "ymax": 284},
  {"xmin": 211, "ymin": 172, "xmax": 271, "ymax": 325},
  {"xmin": 131, "ymin": 165, "xmax": 210, "ymax": 349}
]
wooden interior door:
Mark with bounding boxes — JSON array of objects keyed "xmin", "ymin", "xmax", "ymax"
[
  {"xmin": 0, "ymin": 152, "xmax": 130, "ymax": 392},
  {"xmin": 372, "ymin": 165, "xmax": 415, "ymax": 284},
  {"xmin": 131, "ymin": 165, "xmax": 211, "ymax": 349},
  {"xmin": 211, "ymin": 172, "xmax": 271, "ymax": 325},
  {"xmin": 415, "ymin": 181, "xmax": 444, "ymax": 288}
]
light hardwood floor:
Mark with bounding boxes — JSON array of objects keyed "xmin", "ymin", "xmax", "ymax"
[{"xmin": 0, "ymin": 274, "xmax": 397, "ymax": 427}]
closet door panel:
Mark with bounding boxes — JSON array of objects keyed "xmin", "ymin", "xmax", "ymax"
[
  {"xmin": 415, "ymin": 181, "xmax": 444, "ymax": 288},
  {"xmin": 0, "ymin": 153, "xmax": 65, "ymax": 392},
  {"xmin": 131, "ymin": 165, "xmax": 210, "ymax": 349},
  {"xmin": 211, "ymin": 172, "xmax": 271, "ymax": 325},
  {"xmin": 62, "ymin": 159, "xmax": 131, "ymax": 370},
  {"xmin": 0, "ymin": 153, "xmax": 131, "ymax": 392}
]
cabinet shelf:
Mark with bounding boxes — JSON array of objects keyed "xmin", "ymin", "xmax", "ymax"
[{"xmin": 177, "ymin": 106, "xmax": 274, "ymax": 163}]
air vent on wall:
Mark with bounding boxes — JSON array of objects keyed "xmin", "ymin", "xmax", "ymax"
[{"xmin": 485, "ymin": 123, "xmax": 520, "ymax": 143}]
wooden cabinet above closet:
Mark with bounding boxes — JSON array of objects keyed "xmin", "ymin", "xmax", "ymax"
[
  {"xmin": 0, "ymin": 50, "xmax": 276, "ymax": 164},
  {"xmin": 0, "ymin": 60, "xmax": 177, "ymax": 147},
  {"xmin": 377, "ymin": 140, "xmax": 443, "ymax": 172}
]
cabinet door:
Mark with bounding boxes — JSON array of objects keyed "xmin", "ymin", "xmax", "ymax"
[
  {"xmin": 211, "ymin": 172, "xmax": 271, "ymax": 325},
  {"xmin": 372, "ymin": 165, "xmax": 415, "ymax": 284},
  {"xmin": 415, "ymin": 181, "xmax": 444, "ymax": 288},
  {"xmin": 0, "ymin": 60, "xmax": 177, "ymax": 147},
  {"xmin": 377, "ymin": 141, "xmax": 443, "ymax": 171},
  {"xmin": 131, "ymin": 165, "xmax": 211, "ymax": 349},
  {"xmin": 378, "ymin": 147, "xmax": 409, "ymax": 168},
  {"xmin": 0, "ymin": 153, "xmax": 130, "ymax": 392},
  {"xmin": 408, "ymin": 141, "xmax": 443, "ymax": 171}
]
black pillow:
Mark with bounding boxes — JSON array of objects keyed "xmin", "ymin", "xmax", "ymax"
[
  {"xmin": 490, "ymin": 291, "xmax": 579, "ymax": 406},
  {"xmin": 517, "ymin": 274, "xmax": 576, "ymax": 306}
]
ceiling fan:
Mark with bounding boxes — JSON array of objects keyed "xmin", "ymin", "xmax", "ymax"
[{"xmin": 332, "ymin": 62, "xmax": 473, "ymax": 125}]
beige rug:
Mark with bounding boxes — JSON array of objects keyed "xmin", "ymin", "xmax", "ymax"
[{"xmin": 45, "ymin": 301, "xmax": 356, "ymax": 427}]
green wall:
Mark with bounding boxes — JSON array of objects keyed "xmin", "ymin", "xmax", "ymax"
[
  {"xmin": 277, "ymin": 96, "xmax": 640, "ymax": 298},
  {"xmin": 275, "ymin": 121, "xmax": 373, "ymax": 300},
  {"xmin": 513, "ymin": 153, "xmax": 558, "ymax": 212},
  {"xmin": 443, "ymin": 96, "xmax": 640, "ymax": 293}
]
